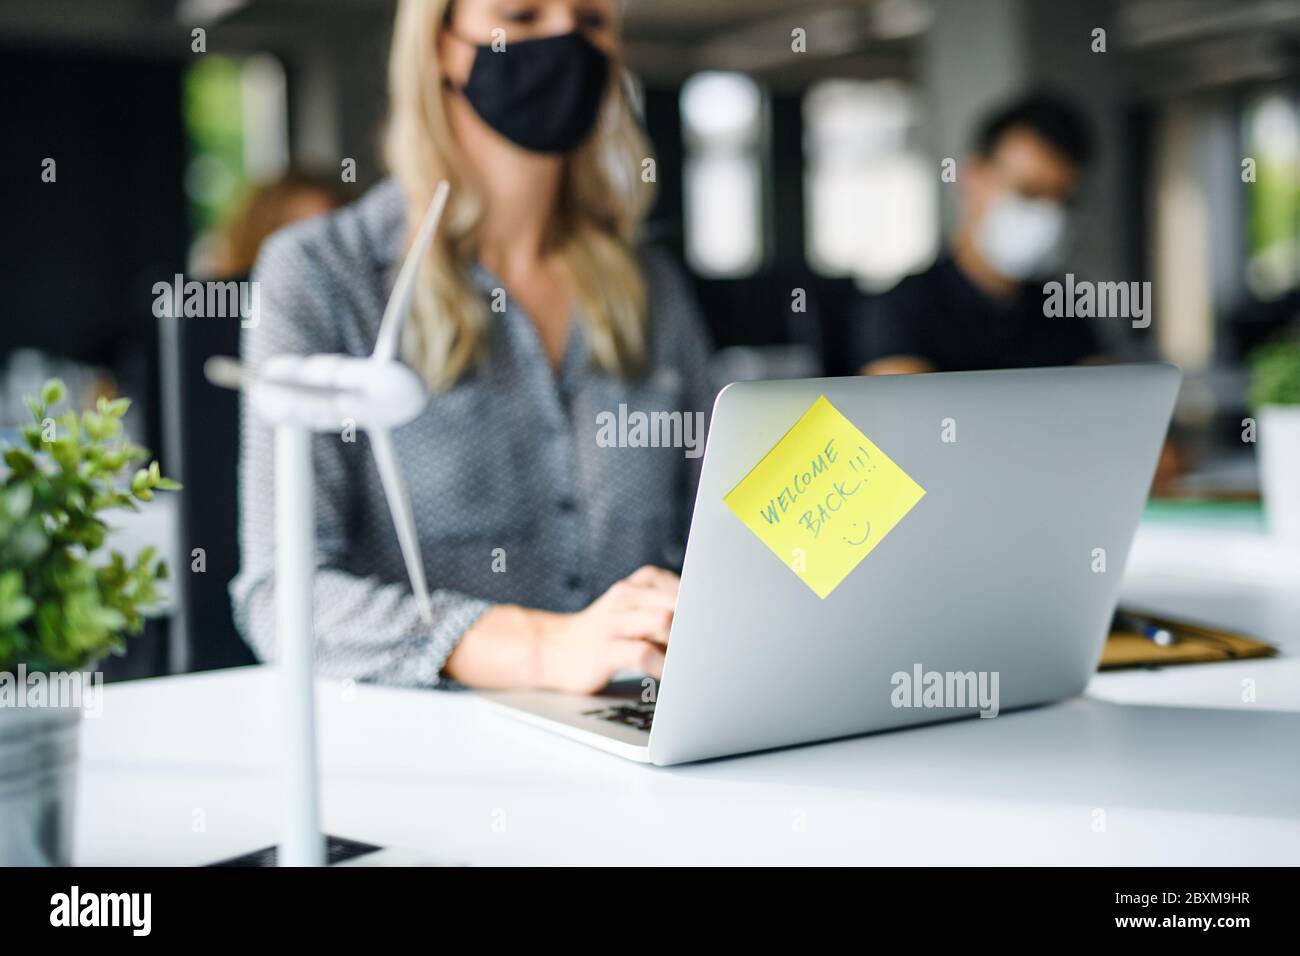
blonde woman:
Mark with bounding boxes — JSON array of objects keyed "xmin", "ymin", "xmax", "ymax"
[{"xmin": 232, "ymin": 0, "xmax": 714, "ymax": 693}]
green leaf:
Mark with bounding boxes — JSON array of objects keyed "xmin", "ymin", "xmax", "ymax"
[
  {"xmin": 49, "ymin": 437, "xmax": 81, "ymax": 471},
  {"xmin": 58, "ymin": 411, "xmax": 80, "ymax": 441},
  {"xmin": 1250, "ymin": 341, "xmax": 1300, "ymax": 409},
  {"xmin": 10, "ymin": 520, "xmax": 48, "ymax": 563},
  {"xmin": 41, "ymin": 379, "xmax": 66, "ymax": 406},
  {"xmin": 91, "ymin": 605, "xmax": 127, "ymax": 632},
  {"xmin": 3, "ymin": 448, "xmax": 35, "ymax": 475},
  {"xmin": 81, "ymin": 411, "xmax": 121, "ymax": 442},
  {"xmin": 4, "ymin": 484, "xmax": 33, "ymax": 520},
  {"xmin": 99, "ymin": 450, "xmax": 129, "ymax": 473},
  {"xmin": 120, "ymin": 442, "xmax": 149, "ymax": 463},
  {"xmin": 0, "ymin": 593, "xmax": 36, "ymax": 629},
  {"xmin": 0, "ymin": 571, "xmax": 35, "ymax": 629},
  {"xmin": 98, "ymin": 396, "xmax": 131, "ymax": 419}
]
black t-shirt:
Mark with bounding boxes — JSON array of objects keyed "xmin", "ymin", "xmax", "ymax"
[{"xmin": 853, "ymin": 256, "xmax": 1103, "ymax": 372}]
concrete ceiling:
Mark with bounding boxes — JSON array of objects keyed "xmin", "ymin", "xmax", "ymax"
[
  {"xmin": 0, "ymin": 0, "xmax": 923, "ymax": 86},
  {"xmin": 3, "ymin": 0, "xmax": 1297, "ymax": 91},
  {"xmin": 1115, "ymin": 0, "xmax": 1300, "ymax": 95}
]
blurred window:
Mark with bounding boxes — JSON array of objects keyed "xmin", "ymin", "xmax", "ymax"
[
  {"xmin": 1243, "ymin": 91, "xmax": 1300, "ymax": 300},
  {"xmin": 1150, "ymin": 102, "xmax": 1215, "ymax": 371},
  {"xmin": 182, "ymin": 54, "xmax": 289, "ymax": 241},
  {"xmin": 681, "ymin": 72, "xmax": 766, "ymax": 277},
  {"xmin": 803, "ymin": 79, "xmax": 937, "ymax": 291}
]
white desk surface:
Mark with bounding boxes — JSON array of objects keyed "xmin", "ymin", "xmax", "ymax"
[{"xmin": 77, "ymin": 517, "xmax": 1300, "ymax": 866}]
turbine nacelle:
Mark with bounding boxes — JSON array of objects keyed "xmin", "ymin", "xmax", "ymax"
[{"xmin": 250, "ymin": 354, "xmax": 428, "ymax": 433}]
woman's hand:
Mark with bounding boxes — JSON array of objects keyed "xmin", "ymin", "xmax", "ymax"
[
  {"xmin": 442, "ymin": 566, "xmax": 679, "ymax": 694},
  {"xmin": 533, "ymin": 565, "xmax": 679, "ymax": 694}
]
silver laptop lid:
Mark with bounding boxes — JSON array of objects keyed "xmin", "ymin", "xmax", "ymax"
[{"xmin": 649, "ymin": 364, "xmax": 1180, "ymax": 765}]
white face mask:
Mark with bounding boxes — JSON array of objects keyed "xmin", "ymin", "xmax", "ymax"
[{"xmin": 975, "ymin": 192, "xmax": 1068, "ymax": 281}]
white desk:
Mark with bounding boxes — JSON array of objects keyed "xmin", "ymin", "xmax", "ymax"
[{"xmin": 76, "ymin": 516, "xmax": 1300, "ymax": 866}]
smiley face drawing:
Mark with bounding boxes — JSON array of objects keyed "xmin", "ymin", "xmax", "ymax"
[{"xmin": 843, "ymin": 519, "xmax": 872, "ymax": 547}]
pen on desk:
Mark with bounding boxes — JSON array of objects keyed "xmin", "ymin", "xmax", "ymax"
[{"xmin": 1113, "ymin": 611, "xmax": 1177, "ymax": 647}]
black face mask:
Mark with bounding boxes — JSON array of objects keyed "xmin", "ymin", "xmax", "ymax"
[{"xmin": 447, "ymin": 30, "xmax": 610, "ymax": 155}]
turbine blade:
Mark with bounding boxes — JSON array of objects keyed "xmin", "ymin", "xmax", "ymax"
[
  {"xmin": 372, "ymin": 180, "xmax": 451, "ymax": 363},
  {"xmin": 203, "ymin": 356, "xmax": 248, "ymax": 390},
  {"xmin": 368, "ymin": 428, "xmax": 434, "ymax": 627},
  {"xmin": 258, "ymin": 378, "xmax": 360, "ymax": 401},
  {"xmin": 211, "ymin": 357, "xmax": 359, "ymax": 402}
]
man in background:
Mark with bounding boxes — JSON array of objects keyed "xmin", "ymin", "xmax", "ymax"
[{"xmin": 856, "ymin": 93, "xmax": 1105, "ymax": 375}]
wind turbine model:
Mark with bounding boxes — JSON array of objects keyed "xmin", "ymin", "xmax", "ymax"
[{"xmin": 206, "ymin": 180, "xmax": 451, "ymax": 866}]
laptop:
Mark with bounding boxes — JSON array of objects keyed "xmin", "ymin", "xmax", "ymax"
[{"xmin": 479, "ymin": 363, "xmax": 1181, "ymax": 765}]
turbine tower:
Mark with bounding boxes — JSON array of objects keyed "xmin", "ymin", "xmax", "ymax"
[{"xmin": 206, "ymin": 181, "xmax": 451, "ymax": 866}]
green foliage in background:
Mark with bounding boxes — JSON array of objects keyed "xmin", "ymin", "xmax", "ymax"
[
  {"xmin": 0, "ymin": 381, "xmax": 179, "ymax": 674},
  {"xmin": 1250, "ymin": 341, "xmax": 1300, "ymax": 408},
  {"xmin": 1246, "ymin": 154, "xmax": 1299, "ymax": 260},
  {"xmin": 1244, "ymin": 94, "xmax": 1300, "ymax": 295},
  {"xmin": 183, "ymin": 55, "xmax": 246, "ymax": 235}
]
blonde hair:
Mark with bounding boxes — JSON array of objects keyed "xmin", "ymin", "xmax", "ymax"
[{"xmin": 383, "ymin": 0, "xmax": 655, "ymax": 388}]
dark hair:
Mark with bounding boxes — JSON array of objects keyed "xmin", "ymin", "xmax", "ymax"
[{"xmin": 974, "ymin": 93, "xmax": 1094, "ymax": 167}]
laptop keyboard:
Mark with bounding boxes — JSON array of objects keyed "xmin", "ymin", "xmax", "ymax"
[{"xmin": 582, "ymin": 701, "xmax": 655, "ymax": 732}]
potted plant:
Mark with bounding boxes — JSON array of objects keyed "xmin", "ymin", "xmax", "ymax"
[
  {"xmin": 1250, "ymin": 341, "xmax": 1300, "ymax": 545},
  {"xmin": 0, "ymin": 379, "xmax": 178, "ymax": 865}
]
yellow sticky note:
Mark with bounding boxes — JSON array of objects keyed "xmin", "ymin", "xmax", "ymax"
[{"xmin": 723, "ymin": 395, "xmax": 926, "ymax": 599}]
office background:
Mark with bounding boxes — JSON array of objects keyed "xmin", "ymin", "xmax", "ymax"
[{"xmin": 2, "ymin": 0, "xmax": 1298, "ymax": 680}]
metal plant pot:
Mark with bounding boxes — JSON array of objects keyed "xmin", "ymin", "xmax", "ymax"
[{"xmin": 0, "ymin": 702, "xmax": 80, "ymax": 866}]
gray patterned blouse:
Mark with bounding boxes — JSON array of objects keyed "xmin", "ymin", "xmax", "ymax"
[{"xmin": 230, "ymin": 179, "xmax": 715, "ymax": 688}]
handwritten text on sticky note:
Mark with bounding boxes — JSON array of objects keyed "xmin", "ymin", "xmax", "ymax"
[{"xmin": 723, "ymin": 395, "xmax": 925, "ymax": 598}]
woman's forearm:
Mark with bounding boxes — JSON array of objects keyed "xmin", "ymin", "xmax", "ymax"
[
  {"xmin": 443, "ymin": 567, "xmax": 676, "ymax": 694},
  {"xmin": 442, "ymin": 604, "xmax": 557, "ymax": 689}
]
